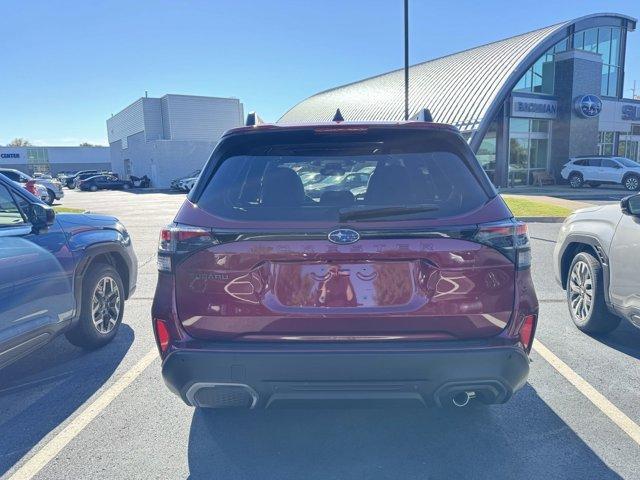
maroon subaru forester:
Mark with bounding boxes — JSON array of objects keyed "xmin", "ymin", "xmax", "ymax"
[{"xmin": 152, "ymin": 121, "xmax": 538, "ymax": 409}]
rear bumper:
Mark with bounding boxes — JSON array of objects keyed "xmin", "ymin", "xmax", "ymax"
[{"xmin": 161, "ymin": 342, "xmax": 530, "ymax": 408}]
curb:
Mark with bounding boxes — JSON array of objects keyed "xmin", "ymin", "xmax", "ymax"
[{"xmin": 517, "ymin": 216, "xmax": 566, "ymax": 223}]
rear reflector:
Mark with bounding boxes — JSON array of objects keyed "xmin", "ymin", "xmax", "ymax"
[
  {"xmin": 520, "ymin": 314, "xmax": 536, "ymax": 353},
  {"xmin": 154, "ymin": 318, "xmax": 171, "ymax": 354}
]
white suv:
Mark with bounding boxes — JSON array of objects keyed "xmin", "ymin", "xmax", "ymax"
[
  {"xmin": 560, "ymin": 156, "xmax": 640, "ymax": 191},
  {"xmin": 554, "ymin": 193, "xmax": 640, "ymax": 334}
]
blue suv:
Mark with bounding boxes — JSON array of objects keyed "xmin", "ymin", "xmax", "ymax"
[{"xmin": 0, "ymin": 173, "xmax": 137, "ymax": 369}]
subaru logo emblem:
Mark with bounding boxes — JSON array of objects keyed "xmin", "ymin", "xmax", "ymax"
[
  {"xmin": 574, "ymin": 94, "xmax": 602, "ymax": 118},
  {"xmin": 328, "ymin": 228, "xmax": 360, "ymax": 244}
]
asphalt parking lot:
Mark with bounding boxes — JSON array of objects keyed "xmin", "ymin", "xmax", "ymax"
[{"xmin": 1, "ymin": 189, "xmax": 639, "ymax": 480}]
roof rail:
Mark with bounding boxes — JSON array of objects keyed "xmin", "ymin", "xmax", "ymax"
[
  {"xmin": 411, "ymin": 108, "xmax": 433, "ymax": 122},
  {"xmin": 245, "ymin": 111, "xmax": 264, "ymax": 126}
]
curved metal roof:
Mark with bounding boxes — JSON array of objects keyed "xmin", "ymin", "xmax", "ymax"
[{"xmin": 279, "ymin": 13, "xmax": 636, "ymax": 148}]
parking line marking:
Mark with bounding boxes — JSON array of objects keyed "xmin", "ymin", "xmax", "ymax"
[
  {"xmin": 533, "ymin": 339, "xmax": 640, "ymax": 446},
  {"xmin": 8, "ymin": 348, "xmax": 158, "ymax": 480}
]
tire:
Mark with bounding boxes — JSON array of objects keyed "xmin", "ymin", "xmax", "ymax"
[
  {"xmin": 588, "ymin": 182, "xmax": 601, "ymax": 188},
  {"xmin": 122, "ymin": 183, "xmax": 131, "ymax": 190},
  {"xmin": 568, "ymin": 172, "xmax": 584, "ymax": 188},
  {"xmin": 65, "ymin": 263, "xmax": 125, "ymax": 349},
  {"xmin": 90, "ymin": 185, "xmax": 98, "ymax": 192},
  {"xmin": 566, "ymin": 252, "xmax": 620, "ymax": 334},
  {"xmin": 623, "ymin": 174, "xmax": 640, "ymax": 191},
  {"xmin": 45, "ymin": 189, "xmax": 55, "ymax": 205}
]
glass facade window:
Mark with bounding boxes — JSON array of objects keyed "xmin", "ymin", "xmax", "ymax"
[
  {"xmin": 573, "ymin": 27, "xmax": 622, "ymax": 97},
  {"xmin": 598, "ymin": 131, "xmax": 615, "ymax": 156},
  {"xmin": 512, "ymin": 39, "xmax": 566, "ymax": 95},
  {"xmin": 619, "ymin": 138, "xmax": 639, "ymax": 162},
  {"xmin": 508, "ymin": 118, "xmax": 551, "ymax": 186},
  {"xmin": 476, "ymin": 122, "xmax": 497, "ymax": 184},
  {"xmin": 26, "ymin": 147, "xmax": 51, "ymax": 174}
]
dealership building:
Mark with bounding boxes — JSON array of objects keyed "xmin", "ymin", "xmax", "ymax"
[
  {"xmin": 0, "ymin": 146, "xmax": 110, "ymax": 176},
  {"xmin": 280, "ymin": 13, "xmax": 639, "ymax": 187},
  {"xmin": 107, "ymin": 94, "xmax": 244, "ymax": 188}
]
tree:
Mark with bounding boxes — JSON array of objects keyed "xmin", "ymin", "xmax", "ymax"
[
  {"xmin": 79, "ymin": 142, "xmax": 99, "ymax": 147},
  {"xmin": 7, "ymin": 138, "xmax": 32, "ymax": 147}
]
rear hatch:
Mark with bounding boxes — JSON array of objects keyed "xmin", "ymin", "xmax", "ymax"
[{"xmin": 163, "ymin": 125, "xmax": 527, "ymax": 341}]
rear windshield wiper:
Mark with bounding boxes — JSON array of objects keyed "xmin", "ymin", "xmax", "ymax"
[{"xmin": 338, "ymin": 204, "xmax": 439, "ymax": 222}]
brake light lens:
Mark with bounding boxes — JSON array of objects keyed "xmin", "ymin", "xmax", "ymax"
[
  {"xmin": 157, "ymin": 223, "xmax": 219, "ymax": 272},
  {"xmin": 154, "ymin": 318, "xmax": 171, "ymax": 354},
  {"xmin": 474, "ymin": 220, "xmax": 531, "ymax": 269},
  {"xmin": 520, "ymin": 314, "xmax": 536, "ymax": 352},
  {"xmin": 25, "ymin": 180, "xmax": 37, "ymax": 195}
]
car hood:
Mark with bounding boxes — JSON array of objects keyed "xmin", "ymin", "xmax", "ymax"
[{"xmin": 55, "ymin": 212, "xmax": 120, "ymax": 231}]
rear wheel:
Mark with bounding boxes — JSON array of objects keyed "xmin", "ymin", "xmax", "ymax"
[
  {"xmin": 623, "ymin": 174, "xmax": 640, "ymax": 191},
  {"xmin": 90, "ymin": 185, "xmax": 98, "ymax": 192},
  {"xmin": 566, "ymin": 252, "xmax": 620, "ymax": 334},
  {"xmin": 568, "ymin": 172, "xmax": 583, "ymax": 188},
  {"xmin": 66, "ymin": 263, "xmax": 125, "ymax": 349}
]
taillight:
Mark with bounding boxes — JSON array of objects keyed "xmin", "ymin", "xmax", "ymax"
[
  {"xmin": 153, "ymin": 318, "xmax": 171, "ymax": 355},
  {"xmin": 157, "ymin": 223, "xmax": 219, "ymax": 272},
  {"xmin": 519, "ymin": 314, "xmax": 536, "ymax": 353},
  {"xmin": 25, "ymin": 180, "xmax": 37, "ymax": 195},
  {"xmin": 474, "ymin": 220, "xmax": 531, "ymax": 269}
]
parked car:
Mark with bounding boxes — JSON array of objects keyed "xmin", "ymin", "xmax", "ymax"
[
  {"xmin": 306, "ymin": 172, "xmax": 372, "ymax": 198},
  {"xmin": 561, "ymin": 156, "xmax": 640, "ymax": 191},
  {"xmin": 0, "ymin": 168, "xmax": 64, "ymax": 205},
  {"xmin": 0, "ymin": 173, "xmax": 137, "ymax": 369},
  {"xmin": 177, "ymin": 175, "xmax": 198, "ymax": 192},
  {"xmin": 79, "ymin": 175, "xmax": 132, "ymax": 191},
  {"xmin": 170, "ymin": 169, "xmax": 201, "ymax": 191},
  {"xmin": 61, "ymin": 170, "xmax": 100, "ymax": 188},
  {"xmin": 152, "ymin": 120, "xmax": 538, "ymax": 409},
  {"xmin": 24, "ymin": 180, "xmax": 50, "ymax": 203},
  {"xmin": 554, "ymin": 193, "xmax": 640, "ymax": 334}
]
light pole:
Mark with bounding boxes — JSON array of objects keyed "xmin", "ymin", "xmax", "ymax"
[{"xmin": 404, "ymin": 0, "xmax": 409, "ymax": 120}]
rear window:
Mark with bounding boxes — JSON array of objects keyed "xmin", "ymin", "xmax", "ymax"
[{"xmin": 196, "ymin": 129, "xmax": 490, "ymax": 223}]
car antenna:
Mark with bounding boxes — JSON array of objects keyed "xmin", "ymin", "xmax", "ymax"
[
  {"xmin": 411, "ymin": 108, "xmax": 433, "ymax": 122},
  {"xmin": 245, "ymin": 111, "xmax": 264, "ymax": 126},
  {"xmin": 332, "ymin": 108, "xmax": 344, "ymax": 122}
]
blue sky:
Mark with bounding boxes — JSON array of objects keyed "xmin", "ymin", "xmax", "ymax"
[{"xmin": 1, "ymin": 0, "xmax": 638, "ymax": 146}]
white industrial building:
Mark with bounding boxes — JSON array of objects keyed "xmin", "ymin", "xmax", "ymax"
[
  {"xmin": 0, "ymin": 146, "xmax": 110, "ymax": 176},
  {"xmin": 106, "ymin": 94, "xmax": 244, "ymax": 187}
]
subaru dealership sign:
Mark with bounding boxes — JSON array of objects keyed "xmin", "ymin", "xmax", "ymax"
[
  {"xmin": 511, "ymin": 96, "xmax": 558, "ymax": 119},
  {"xmin": 574, "ymin": 94, "xmax": 603, "ymax": 118}
]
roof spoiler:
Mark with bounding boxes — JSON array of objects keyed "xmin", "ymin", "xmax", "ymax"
[
  {"xmin": 411, "ymin": 108, "xmax": 433, "ymax": 122},
  {"xmin": 245, "ymin": 111, "xmax": 264, "ymax": 126}
]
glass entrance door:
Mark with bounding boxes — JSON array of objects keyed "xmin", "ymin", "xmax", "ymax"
[{"xmin": 508, "ymin": 118, "xmax": 551, "ymax": 186}]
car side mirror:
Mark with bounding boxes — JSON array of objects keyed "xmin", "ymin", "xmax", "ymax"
[
  {"xmin": 620, "ymin": 194, "xmax": 640, "ymax": 217},
  {"xmin": 30, "ymin": 203, "xmax": 55, "ymax": 231}
]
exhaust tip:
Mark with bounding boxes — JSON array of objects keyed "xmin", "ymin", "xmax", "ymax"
[{"xmin": 452, "ymin": 391, "xmax": 476, "ymax": 407}]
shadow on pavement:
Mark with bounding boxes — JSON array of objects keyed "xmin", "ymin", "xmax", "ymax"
[
  {"xmin": 595, "ymin": 319, "xmax": 640, "ymax": 361},
  {"xmin": 187, "ymin": 384, "xmax": 620, "ymax": 480},
  {"xmin": 0, "ymin": 324, "xmax": 134, "ymax": 476}
]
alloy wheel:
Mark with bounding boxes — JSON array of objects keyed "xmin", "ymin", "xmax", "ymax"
[
  {"xmin": 625, "ymin": 176, "xmax": 639, "ymax": 191},
  {"xmin": 569, "ymin": 260, "xmax": 593, "ymax": 322},
  {"xmin": 91, "ymin": 276, "xmax": 121, "ymax": 334},
  {"xmin": 569, "ymin": 174, "xmax": 582, "ymax": 188}
]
